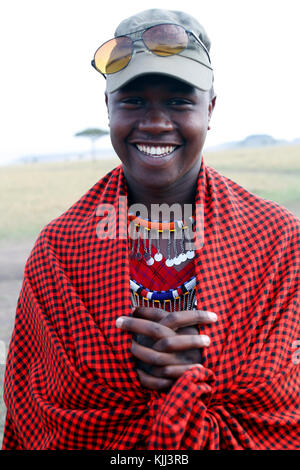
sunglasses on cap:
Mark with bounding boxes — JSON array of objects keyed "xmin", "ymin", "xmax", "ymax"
[{"xmin": 91, "ymin": 23, "xmax": 211, "ymax": 77}]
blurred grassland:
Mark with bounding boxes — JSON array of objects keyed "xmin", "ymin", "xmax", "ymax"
[{"xmin": 0, "ymin": 144, "xmax": 300, "ymax": 242}]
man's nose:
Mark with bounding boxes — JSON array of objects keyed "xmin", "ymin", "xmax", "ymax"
[{"xmin": 138, "ymin": 109, "xmax": 174, "ymax": 134}]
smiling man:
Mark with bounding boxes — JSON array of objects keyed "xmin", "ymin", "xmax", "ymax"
[
  {"xmin": 106, "ymin": 74, "xmax": 214, "ymax": 200},
  {"xmin": 2, "ymin": 9, "xmax": 300, "ymax": 450}
]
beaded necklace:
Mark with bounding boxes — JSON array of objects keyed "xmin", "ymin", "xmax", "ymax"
[
  {"xmin": 129, "ymin": 214, "xmax": 197, "ymax": 311},
  {"xmin": 128, "ymin": 213, "xmax": 195, "ymax": 267},
  {"xmin": 130, "ymin": 277, "xmax": 197, "ymax": 312}
]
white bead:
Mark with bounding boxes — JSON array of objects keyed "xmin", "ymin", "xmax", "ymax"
[
  {"xmin": 165, "ymin": 258, "xmax": 174, "ymax": 267},
  {"xmin": 146, "ymin": 257, "xmax": 154, "ymax": 266},
  {"xmin": 154, "ymin": 252, "xmax": 163, "ymax": 262},
  {"xmin": 186, "ymin": 250, "xmax": 195, "ymax": 259}
]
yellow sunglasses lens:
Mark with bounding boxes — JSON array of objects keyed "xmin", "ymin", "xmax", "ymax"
[
  {"xmin": 94, "ymin": 36, "xmax": 132, "ymax": 74},
  {"xmin": 143, "ymin": 24, "xmax": 188, "ymax": 57}
]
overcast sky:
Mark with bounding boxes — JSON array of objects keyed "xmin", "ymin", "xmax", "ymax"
[{"xmin": 0, "ymin": 0, "xmax": 299, "ymax": 164}]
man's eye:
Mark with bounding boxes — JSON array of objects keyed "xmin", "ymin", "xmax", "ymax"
[
  {"xmin": 122, "ymin": 98, "xmax": 144, "ymax": 106},
  {"xmin": 168, "ymin": 99, "xmax": 192, "ymax": 106}
]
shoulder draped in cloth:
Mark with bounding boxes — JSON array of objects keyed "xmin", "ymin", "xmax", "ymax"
[{"xmin": 2, "ymin": 157, "xmax": 300, "ymax": 449}]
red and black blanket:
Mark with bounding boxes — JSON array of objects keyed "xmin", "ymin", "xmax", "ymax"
[{"xmin": 2, "ymin": 157, "xmax": 300, "ymax": 449}]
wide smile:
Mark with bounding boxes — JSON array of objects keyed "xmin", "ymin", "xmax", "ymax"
[{"xmin": 134, "ymin": 143, "xmax": 179, "ymax": 158}]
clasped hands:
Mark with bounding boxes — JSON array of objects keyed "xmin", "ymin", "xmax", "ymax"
[{"xmin": 116, "ymin": 307, "xmax": 217, "ymax": 390}]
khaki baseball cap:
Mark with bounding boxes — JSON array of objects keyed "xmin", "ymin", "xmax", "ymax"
[{"xmin": 105, "ymin": 9, "xmax": 214, "ymax": 93}]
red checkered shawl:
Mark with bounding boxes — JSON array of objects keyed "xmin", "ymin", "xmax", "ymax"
[{"xmin": 2, "ymin": 157, "xmax": 300, "ymax": 450}]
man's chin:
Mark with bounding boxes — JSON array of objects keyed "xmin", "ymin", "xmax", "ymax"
[{"xmin": 131, "ymin": 170, "xmax": 181, "ymax": 192}]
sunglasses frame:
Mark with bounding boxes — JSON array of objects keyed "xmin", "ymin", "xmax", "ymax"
[{"xmin": 91, "ymin": 23, "xmax": 211, "ymax": 78}]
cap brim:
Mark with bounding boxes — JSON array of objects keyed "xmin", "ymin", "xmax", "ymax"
[{"xmin": 105, "ymin": 51, "xmax": 213, "ymax": 93}]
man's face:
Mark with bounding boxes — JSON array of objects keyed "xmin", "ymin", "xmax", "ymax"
[{"xmin": 105, "ymin": 74, "xmax": 215, "ymax": 191}]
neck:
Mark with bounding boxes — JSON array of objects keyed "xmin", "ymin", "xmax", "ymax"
[{"xmin": 124, "ymin": 159, "xmax": 201, "ymax": 217}]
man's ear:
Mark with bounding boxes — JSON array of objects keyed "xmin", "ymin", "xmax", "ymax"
[
  {"xmin": 208, "ymin": 95, "xmax": 216, "ymax": 129},
  {"xmin": 208, "ymin": 95, "xmax": 216, "ymax": 120},
  {"xmin": 105, "ymin": 92, "xmax": 109, "ymax": 113},
  {"xmin": 105, "ymin": 92, "xmax": 110, "ymax": 123}
]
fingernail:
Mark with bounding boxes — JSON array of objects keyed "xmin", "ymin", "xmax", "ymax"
[
  {"xmin": 203, "ymin": 335, "xmax": 210, "ymax": 346},
  {"xmin": 116, "ymin": 317, "xmax": 124, "ymax": 328},
  {"xmin": 207, "ymin": 312, "xmax": 218, "ymax": 322}
]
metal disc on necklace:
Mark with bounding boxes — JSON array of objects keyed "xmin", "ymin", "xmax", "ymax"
[
  {"xmin": 174, "ymin": 256, "xmax": 181, "ymax": 266},
  {"xmin": 146, "ymin": 257, "xmax": 154, "ymax": 266},
  {"xmin": 186, "ymin": 250, "xmax": 195, "ymax": 259},
  {"xmin": 165, "ymin": 258, "xmax": 174, "ymax": 267},
  {"xmin": 154, "ymin": 252, "xmax": 163, "ymax": 262},
  {"xmin": 179, "ymin": 253, "xmax": 187, "ymax": 262}
]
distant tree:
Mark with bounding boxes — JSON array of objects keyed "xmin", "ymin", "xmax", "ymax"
[{"xmin": 74, "ymin": 127, "xmax": 109, "ymax": 159}]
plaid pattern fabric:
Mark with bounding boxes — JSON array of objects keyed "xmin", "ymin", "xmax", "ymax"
[
  {"xmin": 130, "ymin": 248, "xmax": 195, "ymax": 311},
  {"xmin": 2, "ymin": 156, "xmax": 300, "ymax": 450},
  {"xmin": 130, "ymin": 251, "xmax": 194, "ymax": 292}
]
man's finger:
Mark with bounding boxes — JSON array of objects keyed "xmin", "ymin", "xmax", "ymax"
[
  {"xmin": 136, "ymin": 369, "xmax": 174, "ymax": 390},
  {"xmin": 133, "ymin": 306, "xmax": 167, "ymax": 322},
  {"xmin": 131, "ymin": 340, "xmax": 179, "ymax": 366},
  {"xmin": 160, "ymin": 310, "xmax": 217, "ymax": 330},
  {"xmin": 116, "ymin": 316, "xmax": 176, "ymax": 339},
  {"xmin": 153, "ymin": 334, "xmax": 210, "ymax": 352}
]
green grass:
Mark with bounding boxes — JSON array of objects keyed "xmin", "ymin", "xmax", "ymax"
[
  {"xmin": 205, "ymin": 144, "xmax": 300, "ymax": 172},
  {"xmin": 0, "ymin": 145, "xmax": 299, "ymax": 241},
  {"xmin": 205, "ymin": 145, "xmax": 300, "ymax": 209},
  {"xmin": 0, "ymin": 157, "xmax": 120, "ymax": 241},
  {"xmin": 205, "ymin": 145, "xmax": 300, "ymax": 203}
]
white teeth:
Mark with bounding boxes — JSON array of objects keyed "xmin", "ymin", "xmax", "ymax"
[{"xmin": 136, "ymin": 144, "xmax": 176, "ymax": 157}]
